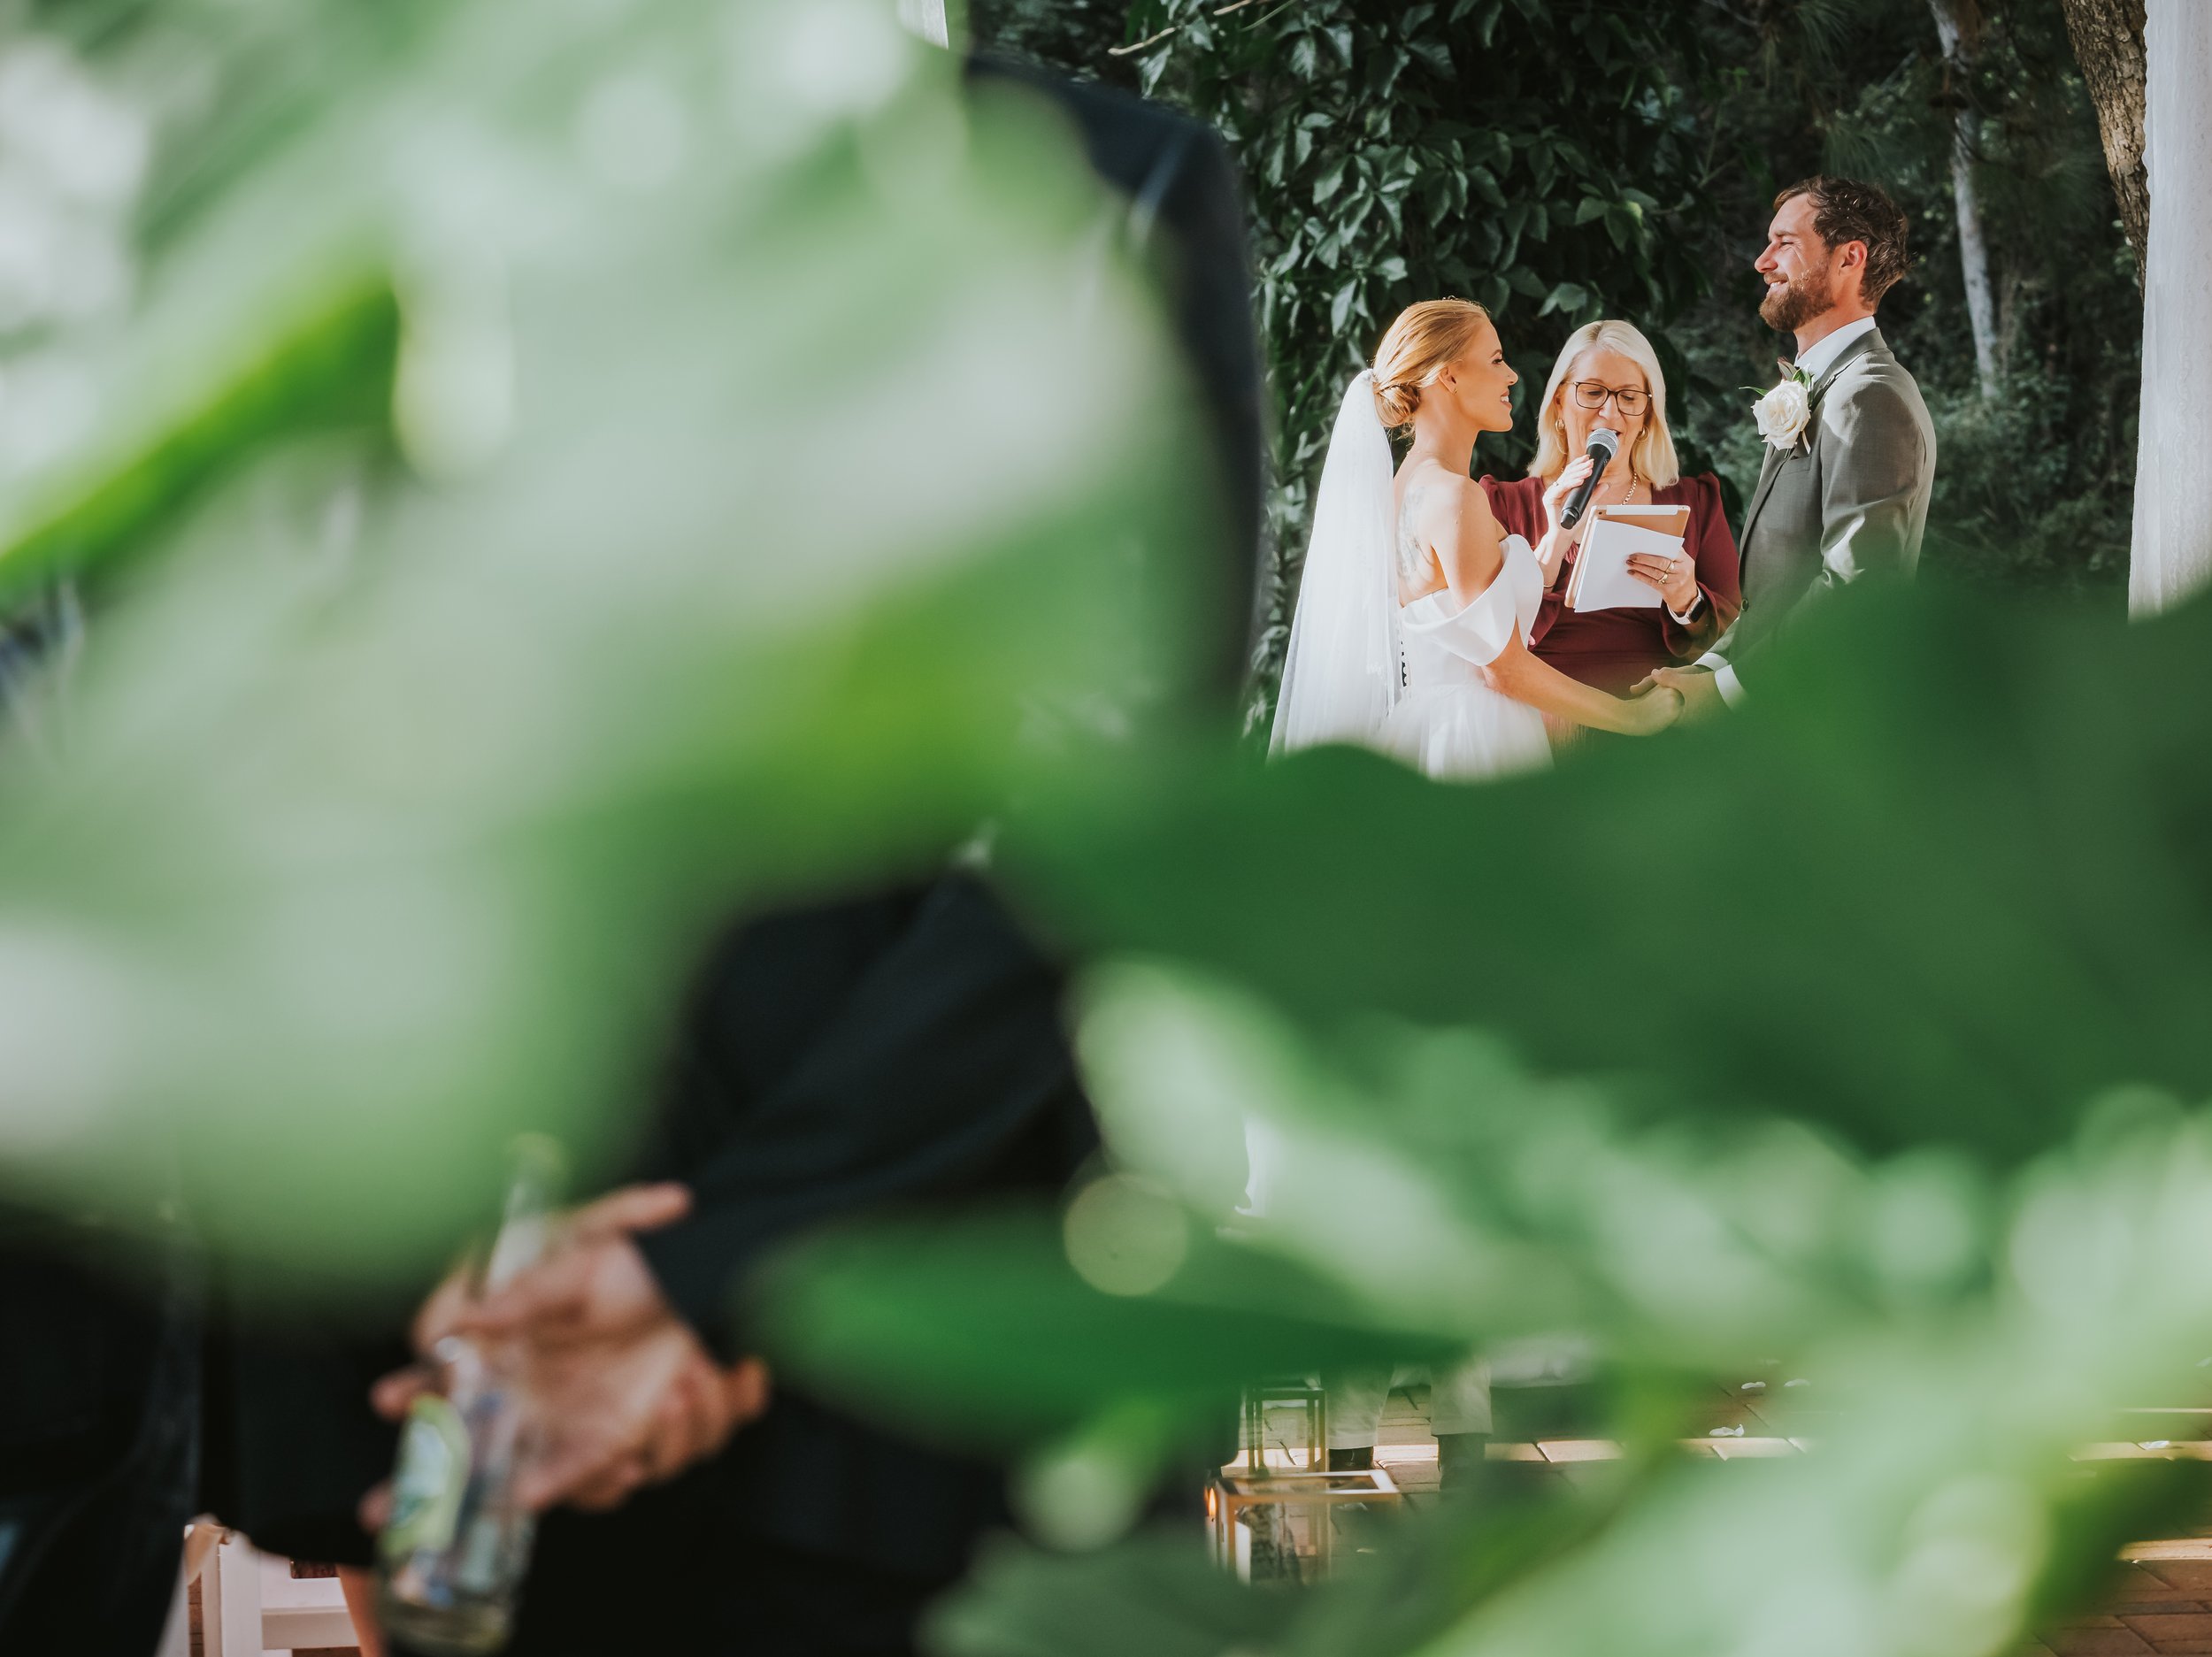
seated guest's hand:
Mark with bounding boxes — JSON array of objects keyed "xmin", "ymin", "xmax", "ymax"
[
  {"xmin": 1634, "ymin": 664, "xmax": 1724, "ymax": 722},
  {"xmin": 368, "ymin": 1183, "xmax": 771, "ymax": 1517}
]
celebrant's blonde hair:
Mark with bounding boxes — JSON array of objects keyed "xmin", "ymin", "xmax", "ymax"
[{"xmin": 1529, "ymin": 318, "xmax": 1681, "ymax": 488}]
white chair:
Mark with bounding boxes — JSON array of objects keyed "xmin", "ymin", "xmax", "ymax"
[{"xmin": 156, "ymin": 1522, "xmax": 362, "ymax": 1657}]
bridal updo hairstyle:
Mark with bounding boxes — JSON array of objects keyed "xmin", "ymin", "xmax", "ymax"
[{"xmin": 1371, "ymin": 298, "xmax": 1494, "ymax": 432}]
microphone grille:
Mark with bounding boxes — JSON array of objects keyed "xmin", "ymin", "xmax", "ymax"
[{"xmin": 1591, "ymin": 426, "xmax": 1622, "ymax": 457}]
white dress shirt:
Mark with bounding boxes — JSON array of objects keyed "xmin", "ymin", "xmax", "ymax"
[
  {"xmin": 1790, "ymin": 314, "xmax": 1878, "ymax": 384},
  {"xmin": 1700, "ymin": 314, "xmax": 1879, "ymax": 706}
]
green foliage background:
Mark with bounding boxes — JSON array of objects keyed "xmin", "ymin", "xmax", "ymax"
[{"xmin": 970, "ymin": 0, "xmax": 2143, "ymax": 704}]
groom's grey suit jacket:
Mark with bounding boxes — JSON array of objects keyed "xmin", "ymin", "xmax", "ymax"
[{"xmin": 1718, "ymin": 326, "xmax": 1937, "ymax": 677}]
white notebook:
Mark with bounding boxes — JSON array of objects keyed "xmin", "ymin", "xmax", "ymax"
[{"xmin": 1565, "ymin": 504, "xmax": 1692, "ymax": 612}]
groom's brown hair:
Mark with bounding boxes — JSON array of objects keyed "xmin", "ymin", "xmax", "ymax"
[{"xmin": 1776, "ymin": 175, "xmax": 1911, "ymax": 307}]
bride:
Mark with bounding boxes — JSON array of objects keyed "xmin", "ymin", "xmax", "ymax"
[{"xmin": 1271, "ymin": 298, "xmax": 1681, "ymax": 776}]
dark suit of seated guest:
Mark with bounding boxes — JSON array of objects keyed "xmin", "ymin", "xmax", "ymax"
[
  {"xmin": 1480, "ymin": 318, "xmax": 1741, "ymax": 697},
  {"xmin": 467, "ymin": 874, "xmax": 1102, "ymax": 1657}
]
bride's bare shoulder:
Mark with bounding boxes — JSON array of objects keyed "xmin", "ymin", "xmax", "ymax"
[
  {"xmin": 1417, "ymin": 479, "xmax": 1501, "ymax": 565},
  {"xmin": 1452, "ymin": 475, "xmax": 1502, "ymax": 528},
  {"xmin": 1401, "ymin": 464, "xmax": 1493, "ymax": 525}
]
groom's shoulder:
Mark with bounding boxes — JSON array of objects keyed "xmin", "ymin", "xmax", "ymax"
[
  {"xmin": 1846, "ymin": 331, "xmax": 1924, "ymax": 393},
  {"xmin": 1832, "ymin": 334, "xmax": 1932, "ymax": 420}
]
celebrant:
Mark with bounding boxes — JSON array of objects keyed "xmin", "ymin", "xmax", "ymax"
[{"xmin": 1480, "ymin": 318, "xmax": 1741, "ymax": 694}]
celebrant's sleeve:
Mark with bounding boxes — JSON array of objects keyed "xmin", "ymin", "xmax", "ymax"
[
  {"xmin": 1659, "ymin": 475, "xmax": 1741, "ymax": 660},
  {"xmin": 634, "ymin": 878, "xmax": 1094, "ymax": 1359}
]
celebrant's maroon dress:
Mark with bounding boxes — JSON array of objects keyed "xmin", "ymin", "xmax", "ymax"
[{"xmin": 1479, "ymin": 472, "xmax": 1743, "ymax": 695}]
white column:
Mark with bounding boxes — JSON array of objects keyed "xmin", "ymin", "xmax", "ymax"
[
  {"xmin": 2129, "ymin": 1, "xmax": 2212, "ymax": 616},
  {"xmin": 895, "ymin": 0, "xmax": 949, "ymax": 48}
]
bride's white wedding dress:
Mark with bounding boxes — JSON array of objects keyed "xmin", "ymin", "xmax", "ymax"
[
  {"xmin": 1380, "ymin": 529, "xmax": 1553, "ymax": 780},
  {"xmin": 1269, "ymin": 373, "xmax": 1554, "ymax": 785}
]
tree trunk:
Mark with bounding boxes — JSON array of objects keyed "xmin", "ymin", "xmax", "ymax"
[
  {"xmin": 2059, "ymin": 0, "xmax": 2149, "ymax": 278},
  {"xmin": 1929, "ymin": 0, "xmax": 2001, "ymax": 397}
]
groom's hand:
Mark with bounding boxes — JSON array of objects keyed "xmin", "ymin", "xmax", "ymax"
[{"xmin": 1635, "ymin": 665, "xmax": 1724, "ymax": 722}]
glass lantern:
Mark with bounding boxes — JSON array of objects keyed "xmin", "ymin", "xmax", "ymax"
[
  {"xmin": 1207, "ymin": 1466, "xmax": 1402, "ymax": 1583},
  {"xmin": 1213, "ymin": 1377, "xmax": 1402, "ymax": 1582}
]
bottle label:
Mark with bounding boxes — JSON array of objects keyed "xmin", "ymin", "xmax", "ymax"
[{"xmin": 382, "ymin": 1393, "xmax": 472, "ymax": 1561}]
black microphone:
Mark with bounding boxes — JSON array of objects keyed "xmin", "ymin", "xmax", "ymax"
[{"xmin": 1557, "ymin": 426, "xmax": 1622, "ymax": 531}]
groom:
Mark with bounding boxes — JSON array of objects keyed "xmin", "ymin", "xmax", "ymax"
[{"xmin": 1642, "ymin": 175, "xmax": 1936, "ymax": 714}]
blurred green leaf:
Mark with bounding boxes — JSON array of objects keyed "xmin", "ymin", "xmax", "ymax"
[
  {"xmin": 756, "ymin": 1206, "xmax": 1463, "ymax": 1446},
  {"xmin": 1002, "ymin": 584, "xmax": 2212, "ymax": 1163},
  {"xmin": 788, "ymin": 971, "xmax": 2212, "ymax": 1657},
  {"xmin": 0, "ymin": 0, "xmax": 1213, "ymax": 1280},
  {"xmin": 925, "ymin": 1531, "xmax": 1297, "ymax": 1657},
  {"xmin": 0, "ymin": 278, "xmax": 399, "ymax": 610}
]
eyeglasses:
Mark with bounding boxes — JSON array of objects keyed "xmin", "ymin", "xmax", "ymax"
[{"xmin": 1570, "ymin": 380, "xmax": 1650, "ymax": 417}]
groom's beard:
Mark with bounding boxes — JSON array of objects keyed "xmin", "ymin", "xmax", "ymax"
[{"xmin": 1760, "ymin": 266, "xmax": 1833, "ymax": 334}]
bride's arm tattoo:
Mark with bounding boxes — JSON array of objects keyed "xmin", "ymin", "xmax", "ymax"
[{"xmin": 1397, "ymin": 483, "xmax": 1430, "ymax": 573}]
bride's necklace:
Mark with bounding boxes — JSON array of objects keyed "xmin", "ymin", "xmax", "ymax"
[{"xmin": 1607, "ymin": 465, "xmax": 1640, "ymax": 509}]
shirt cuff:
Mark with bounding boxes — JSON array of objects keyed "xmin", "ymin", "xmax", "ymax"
[{"xmin": 1712, "ymin": 662, "xmax": 1745, "ymax": 708}]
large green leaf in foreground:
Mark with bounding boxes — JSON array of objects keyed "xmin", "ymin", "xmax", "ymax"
[
  {"xmin": 1001, "ymin": 578, "xmax": 2212, "ymax": 1162},
  {"xmin": 772, "ymin": 966, "xmax": 2212, "ymax": 1657},
  {"xmin": 757, "ymin": 1204, "xmax": 1463, "ymax": 1444},
  {"xmin": 0, "ymin": 0, "xmax": 1212, "ymax": 1278},
  {"xmin": 771, "ymin": 567, "xmax": 2212, "ymax": 1655}
]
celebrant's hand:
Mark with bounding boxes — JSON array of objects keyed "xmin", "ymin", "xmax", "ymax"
[
  {"xmin": 1541, "ymin": 455, "xmax": 1598, "ymax": 542},
  {"xmin": 1634, "ymin": 664, "xmax": 1724, "ymax": 722},
  {"xmin": 1628, "ymin": 548, "xmax": 1700, "ymax": 614}
]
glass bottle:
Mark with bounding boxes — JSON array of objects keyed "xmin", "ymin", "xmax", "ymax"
[{"xmin": 376, "ymin": 1136, "xmax": 564, "ymax": 1655}]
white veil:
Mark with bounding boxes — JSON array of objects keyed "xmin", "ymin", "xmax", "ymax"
[{"xmin": 1268, "ymin": 371, "xmax": 1402, "ymax": 756}]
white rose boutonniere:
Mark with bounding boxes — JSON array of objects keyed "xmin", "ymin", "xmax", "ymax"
[{"xmin": 1751, "ymin": 362, "xmax": 1815, "ymax": 453}]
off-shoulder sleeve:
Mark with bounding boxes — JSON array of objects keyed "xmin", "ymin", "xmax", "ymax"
[
  {"xmin": 1482, "ymin": 475, "xmax": 1565, "ymax": 644},
  {"xmin": 1399, "ymin": 534, "xmax": 1540, "ymax": 668},
  {"xmin": 1659, "ymin": 474, "xmax": 1744, "ymax": 660}
]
